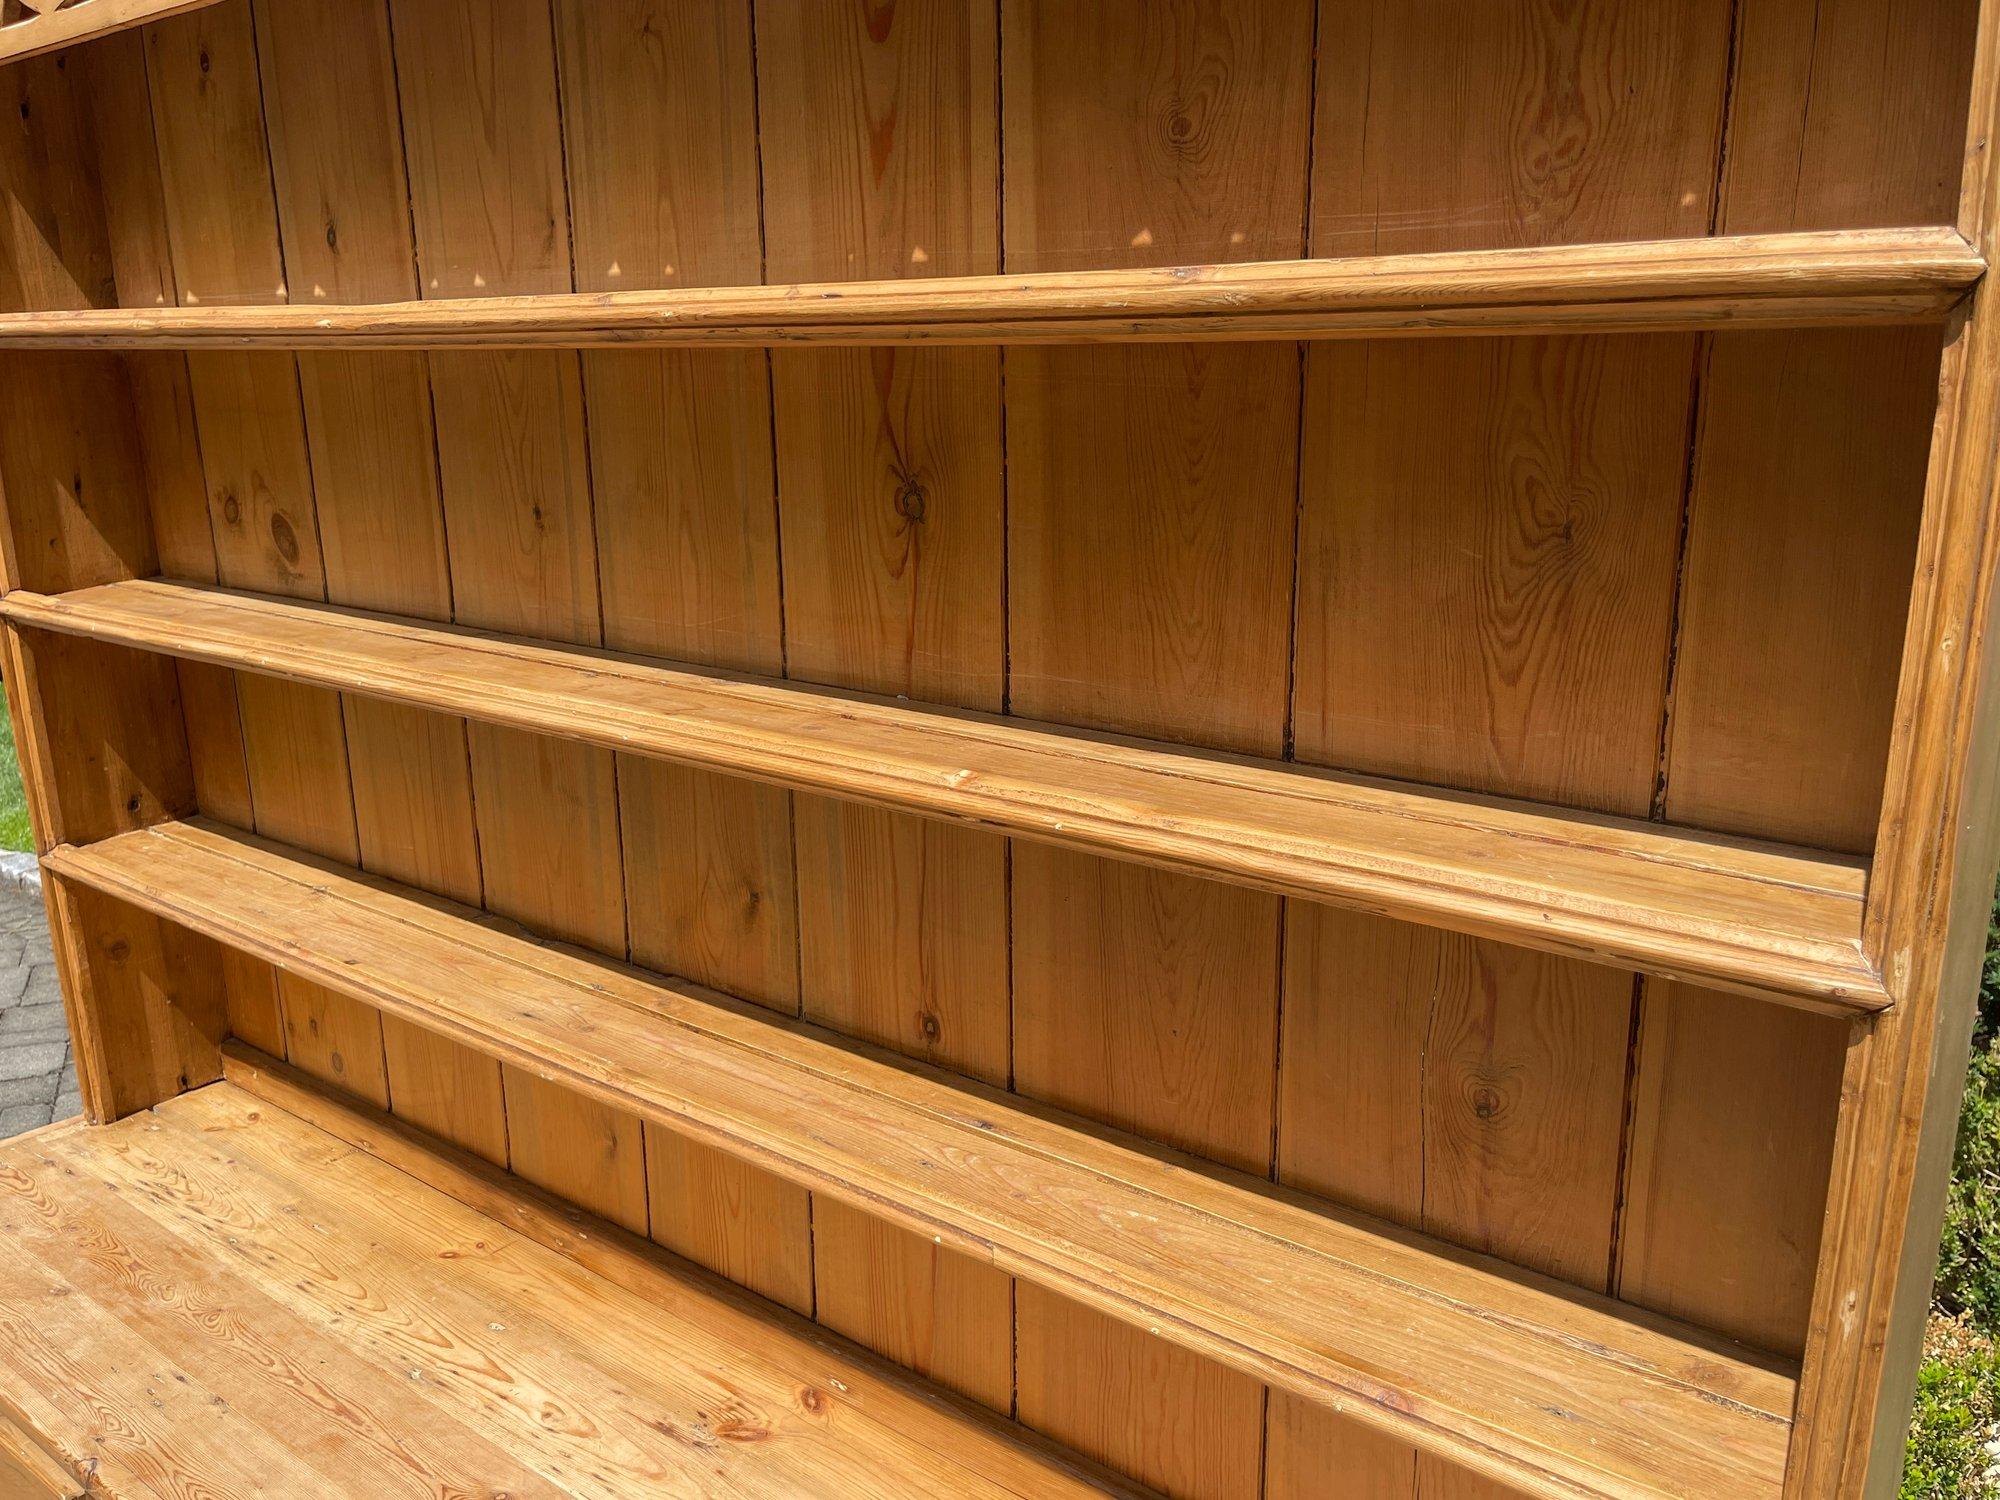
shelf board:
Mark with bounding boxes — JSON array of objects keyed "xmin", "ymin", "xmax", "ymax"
[
  {"xmin": 0, "ymin": 1078, "xmax": 1141, "ymax": 1499},
  {"xmin": 0, "ymin": 0, "xmax": 223, "ymax": 64},
  {"xmin": 0, "ymin": 226, "xmax": 1977, "ymax": 347},
  {"xmin": 47, "ymin": 816, "xmax": 1799, "ymax": 1500},
  {"xmin": 3, "ymin": 577, "xmax": 1888, "ymax": 1010}
]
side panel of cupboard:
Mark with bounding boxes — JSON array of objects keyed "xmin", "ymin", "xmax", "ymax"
[{"xmin": 0, "ymin": 2, "xmax": 1982, "ymax": 1497}]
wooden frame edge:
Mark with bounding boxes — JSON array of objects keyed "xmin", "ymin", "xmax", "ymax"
[{"xmin": 1792, "ymin": 0, "xmax": 2000, "ymax": 1492}]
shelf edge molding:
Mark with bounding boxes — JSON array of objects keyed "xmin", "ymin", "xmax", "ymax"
[
  {"xmin": 0, "ymin": 578, "xmax": 1889, "ymax": 1011},
  {"xmin": 0, "ymin": 0, "xmax": 224, "ymax": 65},
  {"xmin": 0, "ymin": 226, "xmax": 1978, "ymax": 347},
  {"xmin": 46, "ymin": 816, "xmax": 1798, "ymax": 1500}
]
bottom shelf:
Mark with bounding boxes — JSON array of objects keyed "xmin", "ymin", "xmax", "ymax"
[
  {"xmin": 0, "ymin": 1074, "xmax": 1138, "ymax": 1500},
  {"xmin": 45, "ymin": 817, "xmax": 1797, "ymax": 1500}
]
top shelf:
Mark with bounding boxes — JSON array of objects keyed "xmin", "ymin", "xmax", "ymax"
[
  {"xmin": 0, "ymin": 0, "xmax": 220, "ymax": 65},
  {"xmin": 0, "ymin": 226, "xmax": 1978, "ymax": 349}
]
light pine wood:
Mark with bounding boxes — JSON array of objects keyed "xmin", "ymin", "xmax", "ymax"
[
  {"xmin": 1285, "ymin": 10, "xmax": 1735, "ymax": 1492},
  {"xmin": 0, "ymin": 109, "xmax": 222, "ymax": 1129},
  {"xmin": 1616, "ymin": 984, "xmax": 1848, "ymax": 1357},
  {"xmin": 1279, "ymin": 906, "xmax": 1633, "ymax": 1287},
  {"xmin": 754, "ymin": 0, "xmax": 1015, "ymax": 1417},
  {"xmin": 1790, "ymin": 3, "xmax": 2000, "ymax": 1493},
  {"xmin": 386, "ymin": 0, "xmax": 648, "ymax": 1236},
  {"xmin": 997, "ymin": 8, "xmax": 1313, "ymax": 1471},
  {"xmin": 4, "ymin": 5, "xmax": 1998, "ymax": 1495},
  {"xmin": 3, "ymin": 577, "xmax": 1890, "ymax": 1012},
  {"xmin": 46, "ymin": 818, "xmax": 1800, "ymax": 1500},
  {"xmin": 0, "ymin": 0, "xmax": 222, "ymax": 64},
  {"xmin": 0, "ymin": 226, "xmax": 1975, "ymax": 349},
  {"xmin": 1293, "ymin": 334, "xmax": 1693, "ymax": 812},
  {"xmin": 1642, "ymin": 0, "xmax": 1984, "ymax": 1422},
  {"xmin": 553, "ymin": 0, "xmax": 812, "ymax": 1313},
  {"xmin": 250, "ymin": 0, "xmax": 508, "ymax": 1176},
  {"xmin": 0, "ymin": 1080, "xmax": 1142, "ymax": 1499}
]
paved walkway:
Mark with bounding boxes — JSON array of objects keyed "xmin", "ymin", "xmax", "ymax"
[{"xmin": 0, "ymin": 876, "xmax": 76, "ymax": 1140}]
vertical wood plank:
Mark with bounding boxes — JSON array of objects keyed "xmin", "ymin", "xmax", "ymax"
[
  {"xmin": 253, "ymin": 0, "xmax": 503, "ymax": 1162},
  {"xmin": 64, "ymin": 32, "xmax": 258, "ymax": 883},
  {"xmin": 753, "ymin": 0, "xmax": 1014, "ymax": 1408},
  {"xmin": 389, "ymin": 0, "xmax": 645, "ymax": 1232},
  {"xmin": 276, "ymin": 971, "xmax": 389, "ymax": 1110},
  {"xmin": 1012, "ymin": 844, "xmax": 1280, "ymax": 1176},
  {"xmin": 1278, "ymin": 907, "xmax": 1632, "ymax": 1285},
  {"xmin": 1292, "ymin": 334, "xmax": 1693, "ymax": 811},
  {"xmin": 793, "ymin": 800, "xmax": 1008, "ymax": 1085},
  {"xmin": 0, "ymin": 81, "xmax": 224, "ymax": 1123},
  {"xmin": 1278, "ymin": 5, "xmax": 1732, "ymax": 1493},
  {"xmin": 1639, "ymin": 0, "xmax": 1979, "ymax": 1391},
  {"xmin": 1000, "ymin": 3, "xmax": 1311, "ymax": 1488},
  {"xmin": 1618, "ymin": 982, "xmax": 1848, "ymax": 1357},
  {"xmin": 1015, "ymin": 1286, "xmax": 1264, "ymax": 1500},
  {"xmin": 146, "ymin": 0, "xmax": 360, "ymax": 873}
]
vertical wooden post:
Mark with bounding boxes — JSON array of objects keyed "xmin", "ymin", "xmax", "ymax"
[
  {"xmin": 1790, "ymin": 2, "xmax": 2000, "ymax": 1492},
  {"xmin": 0, "ymin": 56, "xmax": 224, "ymax": 1123}
]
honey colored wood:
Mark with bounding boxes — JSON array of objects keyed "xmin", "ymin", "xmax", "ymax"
[
  {"xmin": 4, "ymin": 578, "xmax": 1889, "ymax": 1012},
  {"xmin": 553, "ymin": 0, "xmax": 813, "ymax": 1320},
  {"xmin": 1790, "ymin": 4, "xmax": 2000, "ymax": 1493},
  {"xmin": 0, "ymin": 1080, "xmax": 1142, "ymax": 1500},
  {"xmin": 754, "ymin": 0, "xmax": 1015, "ymax": 1416},
  {"xmin": 386, "ymin": 0, "xmax": 651, "ymax": 1241},
  {"xmin": 0, "ymin": 0, "xmax": 222, "ymax": 65},
  {"xmin": 46, "ymin": 816, "xmax": 1798, "ymax": 1500},
  {"xmin": 0, "ymin": 227, "xmax": 1972, "ymax": 348}
]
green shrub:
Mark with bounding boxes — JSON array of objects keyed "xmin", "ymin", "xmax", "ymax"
[
  {"xmin": 1934, "ymin": 908, "xmax": 2000, "ymax": 1330},
  {"xmin": 1902, "ymin": 1320, "xmax": 1999, "ymax": 1500}
]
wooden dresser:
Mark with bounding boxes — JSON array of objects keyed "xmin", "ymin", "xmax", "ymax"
[{"xmin": 0, "ymin": 2, "xmax": 1996, "ymax": 1497}]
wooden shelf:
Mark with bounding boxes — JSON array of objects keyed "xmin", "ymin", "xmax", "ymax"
[
  {"xmin": 0, "ymin": 226, "xmax": 1978, "ymax": 347},
  {"xmin": 5, "ymin": 578, "xmax": 1887, "ymax": 1010},
  {"xmin": 0, "ymin": 0, "xmax": 221, "ymax": 64},
  {"xmin": 0, "ymin": 1078, "xmax": 1142, "ymax": 1499},
  {"xmin": 46, "ymin": 817, "xmax": 1798, "ymax": 1500}
]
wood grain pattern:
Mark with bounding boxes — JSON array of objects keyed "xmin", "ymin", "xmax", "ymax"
[
  {"xmin": 387, "ymin": 0, "xmax": 647, "ymax": 1235},
  {"xmin": 1293, "ymin": 334, "xmax": 1693, "ymax": 813},
  {"xmin": 1311, "ymin": 0, "xmax": 1731, "ymax": 258},
  {"xmin": 252, "ymin": 0, "xmax": 504, "ymax": 1167},
  {"xmin": 1787, "ymin": 5, "xmax": 2000, "ymax": 1491},
  {"xmin": 1284, "ymin": 8, "xmax": 1732, "ymax": 1491},
  {"xmin": 998, "ymin": 14, "xmax": 1308, "ymax": 1473},
  {"xmin": 794, "ymin": 798, "xmax": 1009, "ymax": 1085},
  {"xmin": 0, "ymin": 1080, "xmax": 1142, "ymax": 1499},
  {"xmin": 47, "ymin": 817, "xmax": 1801, "ymax": 1500},
  {"xmin": 0, "ymin": 579, "xmax": 1892, "ymax": 1013},
  {"xmin": 1645, "ymin": 0, "xmax": 1982, "ymax": 1408},
  {"xmin": 753, "ymin": 0, "xmax": 1014, "ymax": 1412},
  {"xmin": 1012, "ymin": 842, "xmax": 1279, "ymax": 1174},
  {"xmin": 1016, "ymin": 1286, "xmax": 1264, "ymax": 1500},
  {"xmin": 0, "ymin": 0, "xmax": 224, "ymax": 65},
  {"xmin": 1617, "ymin": 982, "xmax": 1848, "ymax": 1357},
  {"xmin": 1279, "ymin": 906, "xmax": 1633, "ymax": 1287},
  {"xmin": 275, "ymin": 971, "xmax": 387, "ymax": 1109},
  {"xmin": 0, "ymin": 226, "xmax": 1977, "ymax": 348}
]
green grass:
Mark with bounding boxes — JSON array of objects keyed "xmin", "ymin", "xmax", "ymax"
[
  {"xmin": 0, "ymin": 682, "xmax": 29, "ymax": 855},
  {"xmin": 1903, "ymin": 897, "xmax": 2000, "ymax": 1498}
]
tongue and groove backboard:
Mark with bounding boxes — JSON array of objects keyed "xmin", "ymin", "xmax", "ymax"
[{"xmin": 1, "ymin": 3, "xmax": 1998, "ymax": 1498}]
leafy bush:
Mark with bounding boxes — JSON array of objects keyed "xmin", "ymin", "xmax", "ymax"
[
  {"xmin": 1933, "ymin": 910, "xmax": 2000, "ymax": 1329},
  {"xmin": 1903, "ymin": 1318, "xmax": 1999, "ymax": 1500}
]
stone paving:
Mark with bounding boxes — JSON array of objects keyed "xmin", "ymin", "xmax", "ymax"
[{"xmin": 0, "ymin": 875, "xmax": 76, "ymax": 1140}]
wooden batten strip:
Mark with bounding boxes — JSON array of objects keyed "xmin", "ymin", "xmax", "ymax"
[
  {"xmin": 3, "ymin": 578, "xmax": 1886, "ymax": 1010},
  {"xmin": 0, "ymin": 226, "xmax": 1977, "ymax": 348},
  {"xmin": 0, "ymin": 0, "xmax": 223, "ymax": 64},
  {"xmin": 46, "ymin": 816, "xmax": 1794, "ymax": 1500}
]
